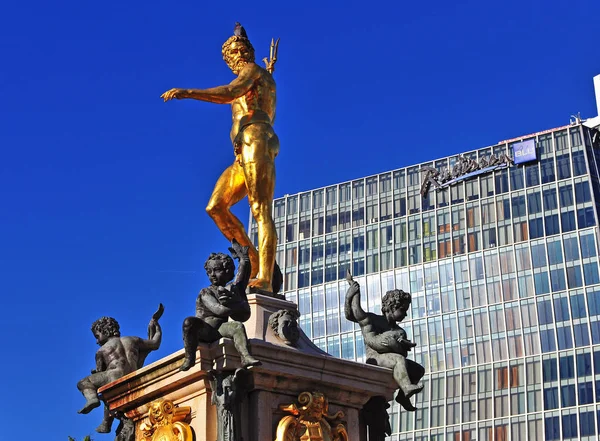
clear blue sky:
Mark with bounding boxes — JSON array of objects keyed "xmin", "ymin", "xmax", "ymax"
[{"xmin": 1, "ymin": 0, "xmax": 599, "ymax": 439}]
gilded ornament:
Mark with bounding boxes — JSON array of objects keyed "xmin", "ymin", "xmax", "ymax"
[
  {"xmin": 140, "ymin": 399, "xmax": 192, "ymax": 441},
  {"xmin": 275, "ymin": 392, "xmax": 348, "ymax": 441}
]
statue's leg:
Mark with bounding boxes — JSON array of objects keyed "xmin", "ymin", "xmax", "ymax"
[
  {"xmin": 219, "ymin": 321, "xmax": 261, "ymax": 368},
  {"xmin": 180, "ymin": 316, "xmax": 206, "ymax": 371},
  {"xmin": 406, "ymin": 359, "xmax": 425, "ymax": 384},
  {"xmin": 373, "ymin": 353, "xmax": 423, "ymax": 411},
  {"xmin": 77, "ymin": 372, "xmax": 110, "ymax": 414},
  {"xmin": 391, "ymin": 358, "xmax": 424, "ymax": 404},
  {"xmin": 96, "ymin": 406, "xmax": 114, "ymax": 433},
  {"xmin": 239, "ymin": 125, "xmax": 279, "ymax": 291},
  {"xmin": 205, "ymin": 162, "xmax": 259, "ymax": 278}
]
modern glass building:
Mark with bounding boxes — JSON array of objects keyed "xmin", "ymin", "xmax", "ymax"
[{"xmin": 250, "ymin": 105, "xmax": 600, "ymax": 439}]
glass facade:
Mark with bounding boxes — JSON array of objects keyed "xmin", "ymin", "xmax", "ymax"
[{"xmin": 251, "ymin": 124, "xmax": 600, "ymax": 440}]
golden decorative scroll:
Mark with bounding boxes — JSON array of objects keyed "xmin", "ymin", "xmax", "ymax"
[
  {"xmin": 275, "ymin": 391, "xmax": 348, "ymax": 441},
  {"xmin": 140, "ymin": 399, "xmax": 192, "ymax": 441}
]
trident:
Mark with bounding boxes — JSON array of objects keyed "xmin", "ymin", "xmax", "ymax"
[{"xmin": 263, "ymin": 38, "xmax": 280, "ymax": 74}]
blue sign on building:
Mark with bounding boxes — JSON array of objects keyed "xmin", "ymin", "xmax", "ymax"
[{"xmin": 512, "ymin": 139, "xmax": 537, "ymax": 164}]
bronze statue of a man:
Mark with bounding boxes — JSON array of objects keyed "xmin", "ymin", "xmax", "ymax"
[
  {"xmin": 162, "ymin": 24, "xmax": 279, "ymax": 293},
  {"xmin": 180, "ymin": 240, "xmax": 261, "ymax": 371},
  {"xmin": 77, "ymin": 306, "xmax": 163, "ymax": 433}
]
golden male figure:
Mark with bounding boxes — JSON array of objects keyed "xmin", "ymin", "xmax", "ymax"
[{"xmin": 162, "ymin": 25, "xmax": 279, "ymax": 292}]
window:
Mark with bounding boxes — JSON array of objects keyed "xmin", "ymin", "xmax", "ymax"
[
  {"xmin": 572, "ymin": 150, "xmax": 586, "ymax": 176},
  {"xmin": 532, "ymin": 243, "xmax": 547, "ymax": 268},
  {"xmin": 578, "ymin": 381, "xmax": 593, "ymax": 404},
  {"xmin": 570, "ymin": 294, "xmax": 587, "ymax": 318},
  {"xmin": 562, "ymin": 414, "xmax": 578, "ymax": 438},
  {"xmin": 326, "ymin": 187, "xmax": 337, "ymax": 206},
  {"xmin": 497, "ymin": 198, "xmax": 511, "ymax": 220},
  {"xmin": 545, "ymin": 214, "xmax": 560, "ymax": 236},
  {"xmin": 525, "ymin": 163, "xmax": 540, "ymax": 187},
  {"xmin": 581, "ymin": 233, "xmax": 597, "ymax": 258},
  {"xmin": 543, "ymin": 188, "xmax": 558, "ymax": 210},
  {"xmin": 580, "ymin": 411, "xmax": 596, "ymax": 436},
  {"xmin": 550, "ymin": 269, "xmax": 566, "ymax": 291},
  {"xmin": 510, "ymin": 167, "xmax": 524, "ymax": 190},
  {"xmin": 481, "ymin": 174, "xmax": 494, "ymax": 196},
  {"xmin": 513, "ymin": 221, "xmax": 528, "ymax": 242},
  {"xmin": 393, "ymin": 170, "xmax": 405, "ymax": 191},
  {"xmin": 542, "ymin": 358, "xmax": 557, "ymax": 381},
  {"xmin": 556, "ymin": 153, "xmax": 571, "ymax": 179},
  {"xmin": 512, "ymin": 195, "xmax": 526, "ymax": 217},
  {"xmin": 528, "ymin": 192, "xmax": 542, "ymax": 214},
  {"xmin": 482, "ymin": 200, "xmax": 495, "ymax": 224},
  {"xmin": 534, "ymin": 272, "xmax": 550, "ymax": 295},
  {"xmin": 540, "ymin": 329, "xmax": 556, "ymax": 352},
  {"xmin": 574, "ymin": 323, "xmax": 590, "ymax": 346},
  {"xmin": 554, "ymin": 297, "xmax": 570, "ymax": 321},
  {"xmin": 540, "ymin": 158, "xmax": 556, "ymax": 183},
  {"xmin": 570, "ymin": 127, "xmax": 582, "ymax": 146},
  {"xmin": 561, "ymin": 210, "xmax": 576, "ymax": 232},
  {"xmin": 529, "ymin": 218, "xmax": 544, "ymax": 239},
  {"xmin": 557, "ymin": 326, "xmax": 573, "ymax": 349},
  {"xmin": 577, "ymin": 352, "xmax": 592, "ymax": 376},
  {"xmin": 559, "ymin": 185, "xmax": 574, "ymax": 208},
  {"xmin": 560, "ymin": 354, "xmax": 574, "ymax": 378},
  {"xmin": 543, "ymin": 387, "xmax": 558, "ymax": 409},
  {"xmin": 451, "ymin": 184, "xmax": 464, "ymax": 204},
  {"xmin": 584, "ymin": 262, "xmax": 600, "ymax": 285},
  {"xmin": 379, "ymin": 173, "xmax": 391, "ymax": 193},
  {"xmin": 539, "ymin": 134, "xmax": 553, "ymax": 154},
  {"xmin": 495, "ymin": 169, "xmax": 509, "ymax": 194},
  {"xmin": 547, "ymin": 241, "xmax": 563, "ymax": 265},
  {"xmin": 553, "ymin": 130, "xmax": 569, "ymax": 150},
  {"xmin": 577, "ymin": 207, "xmax": 595, "ymax": 228},
  {"xmin": 561, "ymin": 385, "xmax": 576, "ymax": 407},
  {"xmin": 544, "ymin": 416, "xmax": 560, "ymax": 440},
  {"xmin": 567, "ymin": 266, "xmax": 583, "ymax": 288},
  {"xmin": 564, "ymin": 237, "xmax": 579, "ymax": 262},
  {"xmin": 575, "ymin": 181, "xmax": 591, "ymax": 203},
  {"xmin": 538, "ymin": 299, "xmax": 553, "ymax": 324}
]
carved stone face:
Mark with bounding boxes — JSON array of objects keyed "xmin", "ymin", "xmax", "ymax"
[{"xmin": 278, "ymin": 312, "xmax": 300, "ymax": 345}]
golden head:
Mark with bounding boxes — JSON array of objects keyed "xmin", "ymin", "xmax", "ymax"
[{"xmin": 222, "ymin": 35, "xmax": 255, "ymax": 74}]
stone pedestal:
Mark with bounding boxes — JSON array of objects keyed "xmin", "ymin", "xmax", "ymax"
[{"xmin": 100, "ymin": 294, "xmax": 396, "ymax": 441}]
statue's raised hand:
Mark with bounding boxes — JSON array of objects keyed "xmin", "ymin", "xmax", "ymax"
[
  {"xmin": 147, "ymin": 303, "xmax": 164, "ymax": 340},
  {"xmin": 228, "ymin": 238, "xmax": 249, "ymax": 261},
  {"xmin": 161, "ymin": 88, "xmax": 185, "ymax": 102},
  {"xmin": 347, "ymin": 280, "xmax": 361, "ymax": 297}
]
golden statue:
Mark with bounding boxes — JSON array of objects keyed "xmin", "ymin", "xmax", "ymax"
[{"xmin": 161, "ymin": 24, "xmax": 280, "ymax": 293}]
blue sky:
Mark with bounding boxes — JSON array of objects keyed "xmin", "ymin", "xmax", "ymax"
[{"xmin": 1, "ymin": 0, "xmax": 599, "ymax": 439}]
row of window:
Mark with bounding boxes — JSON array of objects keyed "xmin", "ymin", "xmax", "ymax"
[
  {"xmin": 286, "ymin": 233, "xmax": 598, "ymax": 313},
  {"xmin": 390, "ymin": 411, "xmax": 597, "ymax": 441},
  {"xmin": 390, "ymin": 351, "xmax": 600, "ymax": 434},
  {"xmin": 283, "ymin": 231, "xmax": 597, "ymax": 297},
  {"xmin": 271, "ymin": 170, "xmax": 592, "ymax": 246},
  {"xmin": 298, "ymin": 286, "xmax": 600, "ymax": 371},
  {"xmin": 270, "ymin": 128, "xmax": 587, "ymax": 221}
]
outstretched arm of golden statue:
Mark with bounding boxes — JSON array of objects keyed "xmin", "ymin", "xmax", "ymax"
[{"xmin": 161, "ymin": 65, "xmax": 257, "ymax": 104}]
